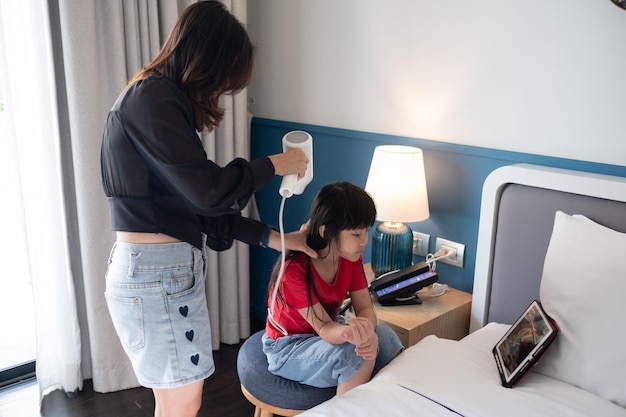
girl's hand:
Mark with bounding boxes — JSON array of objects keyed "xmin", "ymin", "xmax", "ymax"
[
  {"xmin": 341, "ymin": 317, "xmax": 378, "ymax": 359},
  {"xmin": 268, "ymin": 148, "xmax": 309, "ymax": 179},
  {"xmin": 354, "ymin": 332, "xmax": 378, "ymax": 361}
]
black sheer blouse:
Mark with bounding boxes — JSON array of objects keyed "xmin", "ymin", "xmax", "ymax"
[{"xmin": 101, "ymin": 74, "xmax": 273, "ymax": 250}]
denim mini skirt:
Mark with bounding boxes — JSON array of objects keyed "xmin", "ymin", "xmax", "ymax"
[{"xmin": 104, "ymin": 237, "xmax": 214, "ymax": 388}]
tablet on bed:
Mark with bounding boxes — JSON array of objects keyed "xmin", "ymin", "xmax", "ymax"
[{"xmin": 493, "ymin": 300, "xmax": 559, "ymax": 388}]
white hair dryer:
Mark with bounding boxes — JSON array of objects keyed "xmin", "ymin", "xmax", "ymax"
[{"xmin": 279, "ymin": 131, "xmax": 313, "ymax": 198}]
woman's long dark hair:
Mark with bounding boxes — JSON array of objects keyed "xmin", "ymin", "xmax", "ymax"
[
  {"xmin": 268, "ymin": 181, "xmax": 376, "ymax": 320},
  {"xmin": 130, "ymin": 1, "xmax": 254, "ymax": 131}
]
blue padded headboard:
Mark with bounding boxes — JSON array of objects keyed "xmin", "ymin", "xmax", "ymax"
[{"xmin": 471, "ymin": 164, "xmax": 626, "ymax": 331}]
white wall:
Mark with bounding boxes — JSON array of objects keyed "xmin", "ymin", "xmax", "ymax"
[{"xmin": 247, "ymin": 1, "xmax": 626, "ymax": 167}]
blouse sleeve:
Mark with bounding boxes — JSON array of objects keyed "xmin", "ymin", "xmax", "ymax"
[
  {"xmin": 199, "ymin": 212, "xmax": 269, "ymax": 251},
  {"xmin": 117, "ymin": 77, "xmax": 274, "ymax": 216}
]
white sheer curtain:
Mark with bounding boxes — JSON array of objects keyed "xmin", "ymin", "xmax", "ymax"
[
  {"xmin": 1, "ymin": 0, "xmax": 253, "ymax": 400},
  {"xmin": 0, "ymin": 0, "xmax": 81, "ymax": 398}
]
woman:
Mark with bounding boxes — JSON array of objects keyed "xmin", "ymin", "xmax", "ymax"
[{"xmin": 100, "ymin": 2, "xmax": 314, "ymax": 416}]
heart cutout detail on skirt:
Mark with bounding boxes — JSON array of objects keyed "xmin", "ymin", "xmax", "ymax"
[{"xmin": 186, "ymin": 330, "xmax": 194, "ymax": 342}]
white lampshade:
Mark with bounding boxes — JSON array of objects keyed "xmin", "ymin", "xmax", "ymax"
[{"xmin": 365, "ymin": 145, "xmax": 429, "ymax": 223}]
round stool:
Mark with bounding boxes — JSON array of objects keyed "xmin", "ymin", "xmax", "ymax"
[{"xmin": 237, "ymin": 330, "xmax": 336, "ymax": 417}]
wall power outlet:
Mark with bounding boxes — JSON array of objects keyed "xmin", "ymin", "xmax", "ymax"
[{"xmin": 412, "ymin": 231, "xmax": 430, "ymax": 257}]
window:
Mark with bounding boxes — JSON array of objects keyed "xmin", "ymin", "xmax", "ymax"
[
  {"xmin": 0, "ymin": 85, "xmax": 37, "ymax": 388},
  {"xmin": 0, "ymin": 3, "xmax": 40, "ymax": 388}
]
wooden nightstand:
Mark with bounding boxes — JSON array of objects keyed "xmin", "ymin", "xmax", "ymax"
[{"xmin": 364, "ymin": 264, "xmax": 472, "ymax": 348}]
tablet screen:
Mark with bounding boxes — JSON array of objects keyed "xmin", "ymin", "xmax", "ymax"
[{"xmin": 493, "ymin": 300, "xmax": 559, "ymax": 387}]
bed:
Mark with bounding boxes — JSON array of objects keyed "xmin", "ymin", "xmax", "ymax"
[{"xmin": 299, "ymin": 163, "xmax": 626, "ymax": 417}]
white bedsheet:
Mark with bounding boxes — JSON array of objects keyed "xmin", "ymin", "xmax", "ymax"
[{"xmin": 300, "ymin": 323, "xmax": 626, "ymax": 417}]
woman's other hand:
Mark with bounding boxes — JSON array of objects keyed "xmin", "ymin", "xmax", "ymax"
[{"xmin": 267, "ymin": 225, "xmax": 318, "ymax": 258}]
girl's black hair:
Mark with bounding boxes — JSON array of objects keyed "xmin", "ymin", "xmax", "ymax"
[
  {"xmin": 268, "ymin": 181, "xmax": 376, "ymax": 321},
  {"xmin": 305, "ymin": 181, "xmax": 377, "ymax": 251}
]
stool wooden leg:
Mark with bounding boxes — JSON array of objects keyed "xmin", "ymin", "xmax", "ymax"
[
  {"xmin": 241, "ymin": 384, "xmax": 303, "ymax": 417},
  {"xmin": 258, "ymin": 407, "xmax": 272, "ymax": 417}
]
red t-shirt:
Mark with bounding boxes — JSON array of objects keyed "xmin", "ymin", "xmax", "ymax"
[{"xmin": 265, "ymin": 254, "xmax": 368, "ymax": 340}]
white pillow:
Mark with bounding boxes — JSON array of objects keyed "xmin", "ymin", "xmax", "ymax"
[{"xmin": 536, "ymin": 211, "xmax": 626, "ymax": 407}]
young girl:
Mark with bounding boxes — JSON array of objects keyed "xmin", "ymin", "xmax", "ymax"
[{"xmin": 263, "ymin": 181, "xmax": 403, "ymax": 395}]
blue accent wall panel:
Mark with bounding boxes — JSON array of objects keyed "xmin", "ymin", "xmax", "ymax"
[{"xmin": 249, "ymin": 117, "xmax": 626, "ymax": 319}]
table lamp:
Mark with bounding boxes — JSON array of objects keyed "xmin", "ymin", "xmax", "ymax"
[{"xmin": 365, "ymin": 145, "xmax": 430, "ymax": 277}]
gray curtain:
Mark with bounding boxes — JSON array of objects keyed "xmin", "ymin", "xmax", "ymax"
[{"xmin": 48, "ymin": 0, "xmax": 251, "ymax": 394}]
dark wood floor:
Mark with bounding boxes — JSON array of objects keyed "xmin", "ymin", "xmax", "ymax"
[{"xmin": 0, "ymin": 341, "xmax": 256, "ymax": 417}]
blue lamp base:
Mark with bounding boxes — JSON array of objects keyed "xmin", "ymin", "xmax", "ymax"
[{"xmin": 371, "ymin": 221, "xmax": 413, "ymax": 277}]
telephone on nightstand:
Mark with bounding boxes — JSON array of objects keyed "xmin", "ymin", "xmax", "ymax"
[{"xmin": 369, "ymin": 262, "xmax": 438, "ymax": 306}]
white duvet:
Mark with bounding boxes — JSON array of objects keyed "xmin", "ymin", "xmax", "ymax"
[{"xmin": 299, "ymin": 323, "xmax": 626, "ymax": 417}]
